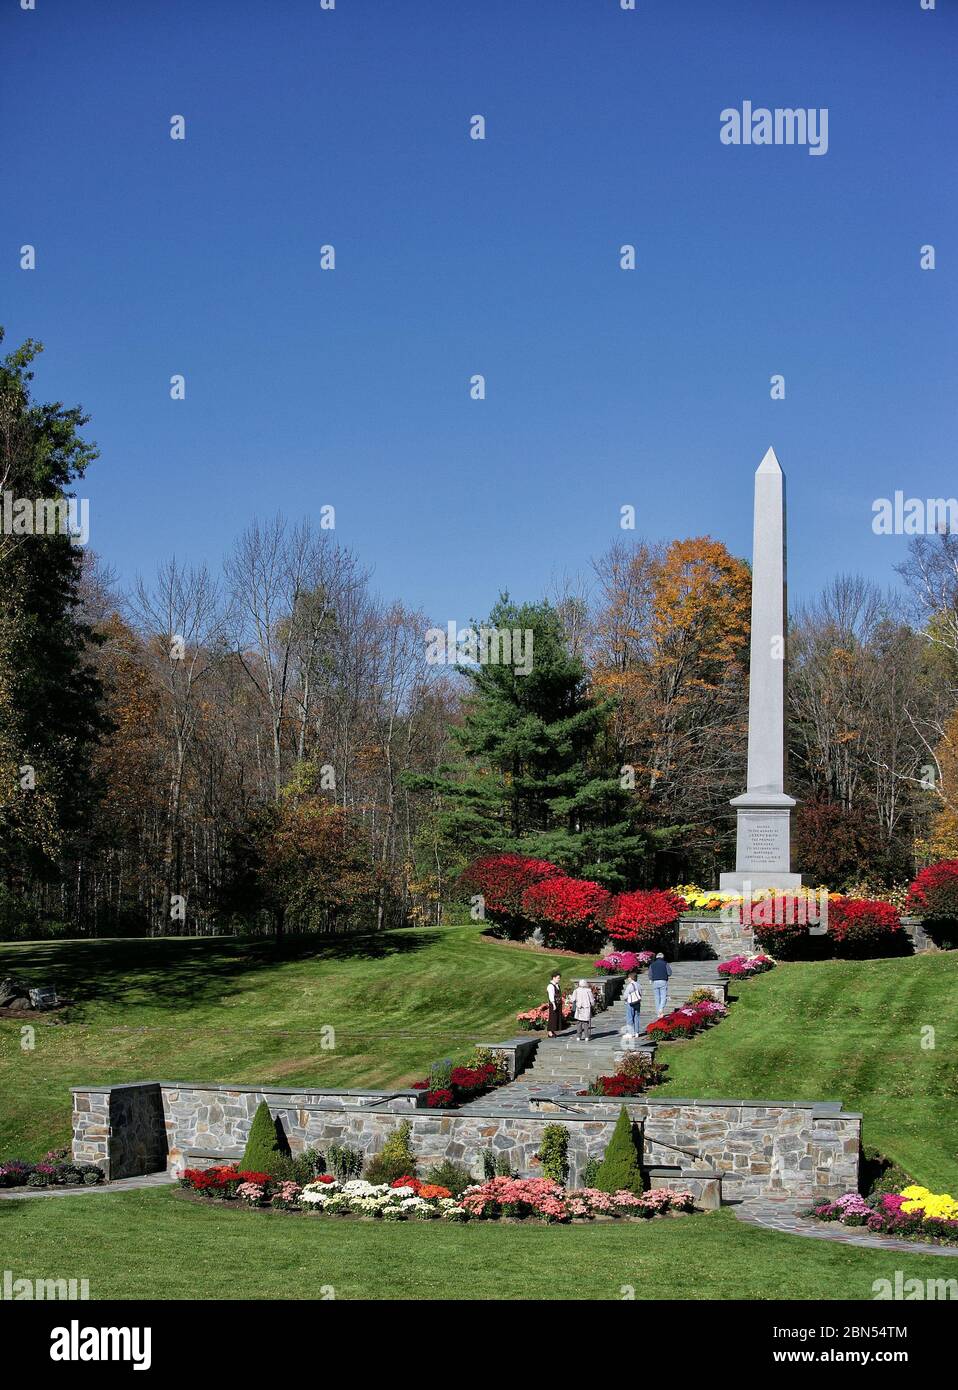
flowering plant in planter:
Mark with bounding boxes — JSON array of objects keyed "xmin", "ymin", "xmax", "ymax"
[
  {"xmin": 411, "ymin": 1047, "xmax": 509, "ymax": 1106},
  {"xmin": 517, "ymin": 1001, "xmax": 572, "ymax": 1031},
  {"xmin": 593, "ymin": 950, "xmax": 653, "ymax": 975},
  {"xmin": 582, "ymin": 1052, "xmax": 667, "ymax": 1097},
  {"xmin": 645, "ymin": 1000, "xmax": 726, "ymax": 1040},
  {"xmin": 717, "ymin": 953, "xmax": 774, "ymax": 978},
  {"xmin": 603, "ymin": 890, "xmax": 686, "ymax": 950}
]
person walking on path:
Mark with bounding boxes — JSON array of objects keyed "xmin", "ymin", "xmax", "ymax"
[
  {"xmin": 546, "ymin": 971, "xmax": 563, "ymax": 1037},
  {"xmin": 570, "ymin": 979, "xmax": 594, "ymax": 1042},
  {"xmin": 649, "ymin": 953, "xmax": 672, "ymax": 1017},
  {"xmin": 622, "ymin": 969, "xmax": 642, "ymax": 1040}
]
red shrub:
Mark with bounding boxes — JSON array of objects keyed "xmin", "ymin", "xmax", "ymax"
[
  {"xmin": 520, "ymin": 875, "xmax": 611, "ymax": 953},
  {"xmin": 745, "ymin": 896, "xmax": 824, "ymax": 958},
  {"xmin": 521, "ymin": 875, "xmax": 610, "ymax": 926},
  {"xmin": 906, "ymin": 860, "xmax": 958, "ymax": 923},
  {"xmin": 827, "ymin": 898, "xmax": 907, "ymax": 958},
  {"xmin": 459, "ymin": 854, "xmax": 560, "ymax": 923},
  {"xmin": 604, "ymin": 889, "xmax": 686, "ymax": 948}
]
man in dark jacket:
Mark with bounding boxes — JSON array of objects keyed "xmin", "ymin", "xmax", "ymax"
[{"xmin": 648, "ymin": 953, "xmax": 672, "ymax": 1017}]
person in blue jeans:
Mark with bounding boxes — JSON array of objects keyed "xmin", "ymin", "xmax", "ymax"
[
  {"xmin": 649, "ymin": 953, "xmax": 672, "ymax": 1016},
  {"xmin": 622, "ymin": 969, "xmax": 642, "ymax": 1039}
]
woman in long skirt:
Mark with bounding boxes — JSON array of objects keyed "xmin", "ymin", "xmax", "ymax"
[{"xmin": 546, "ymin": 972, "xmax": 563, "ymax": 1036}]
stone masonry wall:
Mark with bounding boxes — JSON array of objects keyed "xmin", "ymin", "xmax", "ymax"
[
  {"xmin": 72, "ymin": 1080, "xmax": 860, "ymax": 1199},
  {"xmin": 531, "ymin": 1095, "xmax": 860, "ymax": 1201}
]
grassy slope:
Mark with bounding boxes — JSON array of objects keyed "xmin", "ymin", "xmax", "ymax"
[
  {"xmin": 662, "ymin": 954, "xmax": 958, "ymax": 1190},
  {"xmin": 0, "ymin": 927, "xmax": 590, "ymax": 1156},
  {"xmin": 0, "ymin": 1187, "xmax": 950, "ymax": 1301},
  {"xmin": 2, "ymin": 930, "xmax": 956, "ymax": 1300}
]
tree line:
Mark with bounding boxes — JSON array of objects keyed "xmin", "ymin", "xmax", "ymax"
[{"xmin": 2, "ymin": 333, "xmax": 956, "ymax": 937}]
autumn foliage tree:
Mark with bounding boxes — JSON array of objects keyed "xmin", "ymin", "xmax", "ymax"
[
  {"xmin": 591, "ymin": 536, "xmax": 751, "ymax": 884},
  {"xmin": 254, "ymin": 763, "xmax": 378, "ymax": 936}
]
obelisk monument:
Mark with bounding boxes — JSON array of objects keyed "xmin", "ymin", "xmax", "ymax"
[{"xmin": 719, "ymin": 447, "xmax": 802, "ymax": 891}]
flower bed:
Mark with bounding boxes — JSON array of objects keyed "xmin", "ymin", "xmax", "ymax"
[
  {"xmin": 826, "ymin": 898, "xmax": 909, "ymax": 958},
  {"xmin": 805, "ymin": 1186, "xmax": 958, "ymax": 1246},
  {"xmin": 520, "ymin": 876, "xmax": 612, "ymax": 953},
  {"xmin": 580, "ymin": 1053, "xmax": 667, "ymax": 1097},
  {"xmin": 716, "ymin": 953, "xmax": 774, "ymax": 978},
  {"xmin": 410, "ymin": 1047, "xmax": 510, "ymax": 1108},
  {"xmin": 460, "ymin": 1176, "xmax": 694, "ymax": 1222},
  {"xmin": 0, "ymin": 1148, "xmax": 104, "ymax": 1188},
  {"xmin": 594, "ymin": 950, "xmax": 652, "ymax": 975},
  {"xmin": 645, "ymin": 999, "xmax": 727, "ymax": 1041},
  {"xmin": 178, "ymin": 1166, "xmax": 697, "ymax": 1224}
]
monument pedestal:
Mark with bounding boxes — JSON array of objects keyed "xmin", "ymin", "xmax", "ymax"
[{"xmin": 718, "ymin": 794, "xmax": 802, "ymax": 893}]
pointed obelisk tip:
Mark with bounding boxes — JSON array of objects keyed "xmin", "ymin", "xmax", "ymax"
[{"xmin": 757, "ymin": 446, "xmax": 782, "ymax": 475}]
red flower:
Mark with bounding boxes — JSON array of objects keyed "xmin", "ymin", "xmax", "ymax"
[
  {"xmin": 391, "ymin": 1175, "xmax": 422, "ymax": 1192},
  {"xmin": 425, "ymin": 1088, "xmax": 455, "ymax": 1108}
]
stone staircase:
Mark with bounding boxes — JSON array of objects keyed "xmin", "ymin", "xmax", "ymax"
[{"xmin": 458, "ymin": 964, "xmax": 723, "ymax": 1113}]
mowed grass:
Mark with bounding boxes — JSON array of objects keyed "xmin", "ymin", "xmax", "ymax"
[
  {"xmin": 0, "ymin": 1186, "xmax": 950, "ymax": 1301},
  {"xmin": 662, "ymin": 954, "xmax": 958, "ymax": 1189},
  {"xmin": 2, "ymin": 931, "xmax": 957, "ymax": 1300},
  {"xmin": 0, "ymin": 927, "xmax": 589, "ymax": 1156}
]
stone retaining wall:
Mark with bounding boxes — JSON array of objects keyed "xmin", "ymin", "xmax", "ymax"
[
  {"xmin": 680, "ymin": 913, "xmax": 931, "ymax": 959},
  {"xmin": 71, "ymin": 1080, "xmax": 859, "ymax": 1199},
  {"xmin": 530, "ymin": 1094, "xmax": 860, "ymax": 1200}
]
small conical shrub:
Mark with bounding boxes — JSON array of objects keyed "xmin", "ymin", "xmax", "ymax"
[
  {"xmin": 240, "ymin": 1101, "xmax": 290, "ymax": 1175},
  {"xmin": 593, "ymin": 1105, "xmax": 643, "ymax": 1194}
]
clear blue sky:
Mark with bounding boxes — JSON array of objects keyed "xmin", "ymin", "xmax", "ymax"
[{"xmin": 3, "ymin": 0, "xmax": 955, "ymax": 623}]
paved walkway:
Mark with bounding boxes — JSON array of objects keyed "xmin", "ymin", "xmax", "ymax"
[
  {"xmin": 0, "ymin": 1172, "xmax": 175, "ymax": 1200},
  {"xmin": 461, "ymin": 962, "xmax": 722, "ymax": 1113},
  {"xmin": 733, "ymin": 1196, "xmax": 958, "ymax": 1258}
]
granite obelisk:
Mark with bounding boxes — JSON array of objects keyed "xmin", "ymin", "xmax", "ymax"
[{"xmin": 719, "ymin": 447, "xmax": 802, "ymax": 891}]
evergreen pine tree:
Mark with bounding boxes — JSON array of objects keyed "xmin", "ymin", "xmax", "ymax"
[{"xmin": 408, "ymin": 596, "xmax": 646, "ymax": 888}]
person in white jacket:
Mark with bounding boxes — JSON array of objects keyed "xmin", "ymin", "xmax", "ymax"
[
  {"xmin": 570, "ymin": 980, "xmax": 594, "ymax": 1042},
  {"xmin": 622, "ymin": 969, "xmax": 642, "ymax": 1041}
]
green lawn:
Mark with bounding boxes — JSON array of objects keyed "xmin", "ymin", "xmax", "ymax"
[
  {"xmin": 661, "ymin": 953, "xmax": 958, "ymax": 1190},
  {"xmin": 2, "ymin": 928, "xmax": 956, "ymax": 1301},
  {"xmin": 0, "ymin": 1186, "xmax": 950, "ymax": 1301},
  {"xmin": 0, "ymin": 926, "xmax": 590, "ymax": 1156}
]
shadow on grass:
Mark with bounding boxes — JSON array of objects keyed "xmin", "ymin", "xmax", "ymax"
[{"xmin": 0, "ymin": 931, "xmax": 444, "ymax": 1015}]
